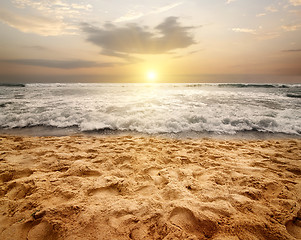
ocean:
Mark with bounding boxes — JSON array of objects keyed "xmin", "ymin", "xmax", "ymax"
[{"xmin": 0, "ymin": 83, "xmax": 300, "ymax": 138}]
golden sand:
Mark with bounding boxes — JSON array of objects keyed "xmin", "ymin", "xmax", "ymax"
[{"xmin": 0, "ymin": 135, "xmax": 300, "ymax": 240}]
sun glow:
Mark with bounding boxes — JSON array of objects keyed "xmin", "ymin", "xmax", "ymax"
[{"xmin": 146, "ymin": 70, "xmax": 157, "ymax": 82}]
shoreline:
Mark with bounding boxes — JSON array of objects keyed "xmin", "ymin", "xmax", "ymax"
[
  {"xmin": 0, "ymin": 126, "xmax": 300, "ymax": 140},
  {"xmin": 0, "ymin": 135, "xmax": 300, "ymax": 239}
]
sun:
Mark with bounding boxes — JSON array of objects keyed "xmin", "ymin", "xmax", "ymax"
[{"xmin": 146, "ymin": 70, "xmax": 157, "ymax": 82}]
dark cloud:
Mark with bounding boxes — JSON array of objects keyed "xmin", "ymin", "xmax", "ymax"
[
  {"xmin": 0, "ymin": 59, "xmax": 118, "ymax": 69},
  {"xmin": 172, "ymin": 49, "xmax": 202, "ymax": 59},
  {"xmin": 81, "ymin": 17, "xmax": 196, "ymax": 60},
  {"xmin": 24, "ymin": 45, "xmax": 49, "ymax": 51},
  {"xmin": 282, "ymin": 49, "xmax": 301, "ymax": 52},
  {"xmin": 101, "ymin": 49, "xmax": 142, "ymax": 63}
]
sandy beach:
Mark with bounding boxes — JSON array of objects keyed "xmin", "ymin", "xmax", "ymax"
[{"xmin": 0, "ymin": 135, "xmax": 300, "ymax": 240}]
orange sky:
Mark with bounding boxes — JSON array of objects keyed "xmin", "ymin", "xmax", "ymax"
[{"xmin": 0, "ymin": 0, "xmax": 301, "ymax": 83}]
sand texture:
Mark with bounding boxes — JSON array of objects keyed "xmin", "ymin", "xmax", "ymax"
[{"xmin": 0, "ymin": 135, "xmax": 301, "ymax": 240}]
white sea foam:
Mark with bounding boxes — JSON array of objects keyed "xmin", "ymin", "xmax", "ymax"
[{"xmin": 0, "ymin": 83, "xmax": 300, "ymax": 135}]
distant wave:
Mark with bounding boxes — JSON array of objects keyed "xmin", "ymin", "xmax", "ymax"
[
  {"xmin": 0, "ymin": 83, "xmax": 26, "ymax": 87},
  {"xmin": 181, "ymin": 83, "xmax": 299, "ymax": 89},
  {"xmin": 286, "ymin": 93, "xmax": 301, "ymax": 98},
  {"xmin": 1, "ymin": 83, "xmax": 299, "ymax": 89},
  {"xmin": 217, "ymin": 83, "xmax": 291, "ymax": 88},
  {"xmin": 0, "ymin": 102, "xmax": 13, "ymax": 108}
]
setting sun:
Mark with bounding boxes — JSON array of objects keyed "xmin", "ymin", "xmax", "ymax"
[{"xmin": 147, "ymin": 71, "xmax": 157, "ymax": 81}]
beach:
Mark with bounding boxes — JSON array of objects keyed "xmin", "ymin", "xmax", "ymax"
[
  {"xmin": 1, "ymin": 0, "xmax": 301, "ymax": 238},
  {"xmin": 0, "ymin": 135, "xmax": 300, "ymax": 240}
]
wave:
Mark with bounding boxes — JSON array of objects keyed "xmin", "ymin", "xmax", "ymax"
[
  {"xmin": 0, "ymin": 102, "xmax": 13, "ymax": 108},
  {"xmin": 0, "ymin": 83, "xmax": 26, "ymax": 87},
  {"xmin": 0, "ymin": 83, "xmax": 300, "ymax": 136},
  {"xmin": 179, "ymin": 83, "xmax": 301, "ymax": 89},
  {"xmin": 0, "ymin": 115, "xmax": 300, "ymax": 136},
  {"xmin": 79, "ymin": 117, "xmax": 300, "ymax": 135},
  {"xmin": 24, "ymin": 83, "xmax": 301, "ymax": 89},
  {"xmin": 217, "ymin": 83, "xmax": 291, "ymax": 89},
  {"xmin": 286, "ymin": 93, "xmax": 301, "ymax": 98}
]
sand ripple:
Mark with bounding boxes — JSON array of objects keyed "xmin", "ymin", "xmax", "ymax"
[{"xmin": 0, "ymin": 135, "xmax": 300, "ymax": 239}]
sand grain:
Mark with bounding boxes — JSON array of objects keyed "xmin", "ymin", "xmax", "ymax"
[{"xmin": 0, "ymin": 135, "xmax": 300, "ymax": 239}]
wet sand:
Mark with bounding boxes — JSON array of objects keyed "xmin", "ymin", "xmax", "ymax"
[{"xmin": 0, "ymin": 135, "xmax": 300, "ymax": 240}]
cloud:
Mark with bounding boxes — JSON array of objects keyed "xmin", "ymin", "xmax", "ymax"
[
  {"xmin": 255, "ymin": 32, "xmax": 280, "ymax": 40},
  {"xmin": 282, "ymin": 49, "xmax": 301, "ymax": 52},
  {"xmin": 81, "ymin": 17, "xmax": 196, "ymax": 60},
  {"xmin": 288, "ymin": 9, "xmax": 301, "ymax": 16},
  {"xmin": 151, "ymin": 2, "xmax": 184, "ymax": 14},
  {"xmin": 232, "ymin": 28, "xmax": 256, "ymax": 34},
  {"xmin": 172, "ymin": 49, "xmax": 201, "ymax": 59},
  {"xmin": 114, "ymin": 2, "xmax": 183, "ymax": 23},
  {"xmin": 0, "ymin": 8, "xmax": 73, "ymax": 36},
  {"xmin": 231, "ymin": 28, "xmax": 280, "ymax": 40},
  {"xmin": 265, "ymin": 5, "xmax": 278, "ymax": 12},
  {"xmin": 0, "ymin": 59, "xmax": 117, "ymax": 69},
  {"xmin": 71, "ymin": 3, "xmax": 93, "ymax": 11},
  {"xmin": 101, "ymin": 50, "xmax": 143, "ymax": 63},
  {"xmin": 114, "ymin": 11, "xmax": 144, "ymax": 23},
  {"xmin": 226, "ymin": 0, "xmax": 236, "ymax": 4},
  {"xmin": 23, "ymin": 45, "xmax": 49, "ymax": 51},
  {"xmin": 289, "ymin": 0, "xmax": 301, "ymax": 6},
  {"xmin": 0, "ymin": 0, "xmax": 92, "ymax": 35},
  {"xmin": 281, "ymin": 23, "xmax": 301, "ymax": 31},
  {"xmin": 12, "ymin": 0, "xmax": 92, "ymax": 18}
]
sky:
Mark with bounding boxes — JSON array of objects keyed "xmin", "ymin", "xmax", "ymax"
[{"xmin": 0, "ymin": 0, "xmax": 301, "ymax": 83}]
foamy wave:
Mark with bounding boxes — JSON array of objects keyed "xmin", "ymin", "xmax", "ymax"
[
  {"xmin": 1, "ymin": 109, "xmax": 300, "ymax": 135},
  {"xmin": 0, "ymin": 83, "xmax": 300, "ymax": 135}
]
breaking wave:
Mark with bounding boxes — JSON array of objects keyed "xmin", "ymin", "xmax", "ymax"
[{"xmin": 0, "ymin": 83, "xmax": 300, "ymax": 136}]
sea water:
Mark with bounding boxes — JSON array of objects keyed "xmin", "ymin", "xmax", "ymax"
[{"xmin": 0, "ymin": 83, "xmax": 300, "ymax": 137}]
